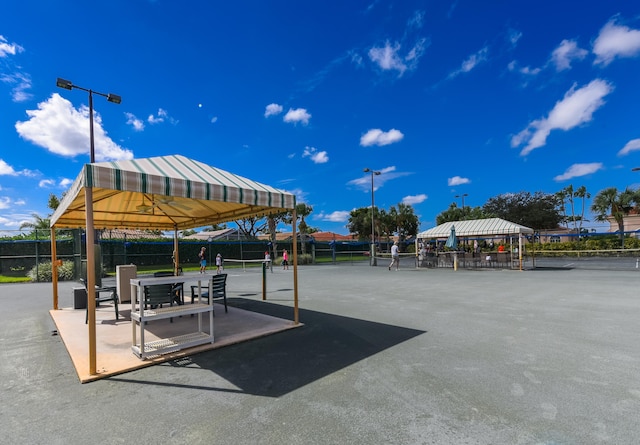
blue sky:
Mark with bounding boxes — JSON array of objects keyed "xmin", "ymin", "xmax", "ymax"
[{"xmin": 2, "ymin": 1, "xmax": 640, "ymax": 235}]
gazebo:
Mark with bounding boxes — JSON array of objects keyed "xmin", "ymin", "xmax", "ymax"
[
  {"xmin": 49, "ymin": 155, "xmax": 297, "ymax": 376},
  {"xmin": 416, "ymin": 218, "xmax": 534, "ymax": 270}
]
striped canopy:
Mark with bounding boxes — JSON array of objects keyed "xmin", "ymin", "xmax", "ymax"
[
  {"xmin": 417, "ymin": 218, "xmax": 534, "ymax": 239},
  {"xmin": 50, "ymin": 155, "xmax": 296, "ymax": 230}
]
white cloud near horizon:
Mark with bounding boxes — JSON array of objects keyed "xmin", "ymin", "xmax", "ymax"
[
  {"xmin": 283, "ymin": 108, "xmax": 311, "ymax": 125},
  {"xmin": 302, "ymin": 146, "xmax": 329, "ymax": 164},
  {"xmin": 360, "ymin": 128, "xmax": 404, "ymax": 147},
  {"xmin": 553, "ymin": 163, "xmax": 603, "ymax": 181},
  {"xmin": 448, "ymin": 176, "xmax": 470, "ymax": 186},
  {"xmin": 402, "ymin": 194, "xmax": 427, "ymax": 205},
  {"xmin": 264, "ymin": 103, "xmax": 283, "ymax": 117},
  {"xmin": 511, "ymin": 79, "xmax": 614, "ymax": 156},
  {"xmin": 618, "ymin": 138, "xmax": 640, "ymax": 156},
  {"xmin": 15, "ymin": 93, "xmax": 134, "ymax": 162},
  {"xmin": 317, "ymin": 210, "xmax": 351, "ymax": 222},
  {"xmin": 593, "ymin": 17, "xmax": 640, "ymax": 66}
]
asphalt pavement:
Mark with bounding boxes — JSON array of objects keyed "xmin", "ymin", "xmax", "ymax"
[{"xmin": 1, "ymin": 263, "xmax": 639, "ymax": 444}]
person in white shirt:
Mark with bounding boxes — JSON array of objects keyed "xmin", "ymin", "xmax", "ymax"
[{"xmin": 389, "ymin": 241, "xmax": 399, "ymax": 271}]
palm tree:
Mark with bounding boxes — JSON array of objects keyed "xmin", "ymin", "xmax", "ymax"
[
  {"xmin": 554, "ymin": 189, "xmax": 568, "ymax": 227},
  {"xmin": 291, "ymin": 203, "xmax": 313, "ymax": 255},
  {"xmin": 19, "ymin": 213, "xmax": 51, "ymax": 235},
  {"xmin": 19, "ymin": 192, "xmax": 66, "ymax": 238},
  {"xmin": 574, "ymin": 185, "xmax": 591, "ymax": 234},
  {"xmin": 564, "ymin": 184, "xmax": 577, "ymax": 231},
  {"xmin": 591, "ymin": 187, "xmax": 638, "ymax": 247}
]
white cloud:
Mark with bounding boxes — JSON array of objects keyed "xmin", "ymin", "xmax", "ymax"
[
  {"xmin": 0, "ymin": 35, "xmax": 24, "ymax": 57},
  {"xmin": 593, "ymin": 18, "xmax": 640, "ymax": 66},
  {"xmin": 508, "ymin": 29, "xmax": 522, "ymax": 47},
  {"xmin": 368, "ymin": 39, "xmax": 426, "ymax": 76},
  {"xmin": 14, "ymin": 93, "xmax": 134, "ymax": 162},
  {"xmin": 448, "ymin": 46, "xmax": 489, "ymax": 79},
  {"xmin": 0, "ymin": 159, "xmax": 17, "ymax": 175},
  {"xmin": 1, "ymin": 72, "xmax": 32, "ymax": 102},
  {"xmin": 553, "ymin": 163, "xmax": 603, "ymax": 181},
  {"xmin": 125, "ymin": 112, "xmax": 144, "ymax": 131},
  {"xmin": 402, "ymin": 194, "xmax": 427, "ymax": 205},
  {"xmin": 148, "ymin": 108, "xmax": 174, "ymax": 124},
  {"xmin": 348, "ymin": 166, "xmax": 410, "ymax": 191},
  {"xmin": 448, "ymin": 176, "xmax": 470, "ymax": 186},
  {"xmin": 0, "ymin": 36, "xmax": 31, "ymax": 102},
  {"xmin": 551, "ymin": 39, "xmax": 588, "ymax": 71},
  {"xmin": 318, "ymin": 210, "xmax": 351, "ymax": 222},
  {"xmin": 0, "ymin": 197, "xmax": 11, "ymax": 210},
  {"xmin": 39, "ymin": 177, "xmax": 72, "ymax": 188},
  {"xmin": 264, "ymin": 103, "xmax": 283, "ymax": 117},
  {"xmin": 511, "ymin": 79, "xmax": 614, "ymax": 156},
  {"xmin": 407, "ymin": 10, "xmax": 425, "ymax": 30},
  {"xmin": 618, "ymin": 138, "xmax": 640, "ymax": 156},
  {"xmin": 369, "ymin": 41, "xmax": 406, "ymax": 73},
  {"xmin": 360, "ymin": 128, "xmax": 404, "ymax": 147},
  {"xmin": 302, "ymin": 146, "xmax": 329, "ymax": 164},
  {"xmin": 283, "ymin": 108, "xmax": 311, "ymax": 125}
]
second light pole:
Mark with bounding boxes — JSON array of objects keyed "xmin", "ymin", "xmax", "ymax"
[
  {"xmin": 455, "ymin": 193, "xmax": 468, "ymax": 211},
  {"xmin": 364, "ymin": 168, "xmax": 381, "ymax": 266}
]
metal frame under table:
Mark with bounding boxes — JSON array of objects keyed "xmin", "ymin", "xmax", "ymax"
[{"xmin": 130, "ymin": 275, "xmax": 214, "ymax": 359}]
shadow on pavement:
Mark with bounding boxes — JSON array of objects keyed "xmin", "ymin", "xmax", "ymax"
[{"xmin": 109, "ymin": 298, "xmax": 426, "ymax": 397}]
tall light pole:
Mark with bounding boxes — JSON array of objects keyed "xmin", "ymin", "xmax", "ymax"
[
  {"xmin": 364, "ymin": 168, "xmax": 381, "ymax": 266},
  {"xmin": 56, "ymin": 78, "xmax": 121, "ymax": 163},
  {"xmin": 56, "ymin": 77, "xmax": 120, "ymax": 376},
  {"xmin": 455, "ymin": 193, "xmax": 468, "ymax": 211}
]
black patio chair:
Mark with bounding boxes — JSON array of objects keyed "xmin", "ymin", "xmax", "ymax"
[
  {"xmin": 81, "ymin": 279, "xmax": 119, "ymax": 324},
  {"xmin": 190, "ymin": 273, "xmax": 228, "ymax": 313},
  {"xmin": 152, "ymin": 271, "xmax": 184, "ymax": 305},
  {"xmin": 143, "ymin": 283, "xmax": 177, "ymax": 322}
]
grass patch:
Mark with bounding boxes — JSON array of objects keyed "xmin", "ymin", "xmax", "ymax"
[{"xmin": 0, "ymin": 276, "xmax": 32, "ymax": 283}]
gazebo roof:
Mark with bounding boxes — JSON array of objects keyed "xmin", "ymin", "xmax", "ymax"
[
  {"xmin": 417, "ymin": 218, "xmax": 534, "ymax": 239},
  {"xmin": 50, "ymin": 155, "xmax": 296, "ymax": 231}
]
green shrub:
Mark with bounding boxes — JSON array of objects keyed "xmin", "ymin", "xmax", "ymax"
[{"xmin": 27, "ymin": 260, "xmax": 75, "ymax": 282}]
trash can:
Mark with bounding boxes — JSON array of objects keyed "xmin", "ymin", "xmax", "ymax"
[
  {"xmin": 116, "ymin": 264, "xmax": 137, "ymax": 303},
  {"xmin": 73, "ymin": 287, "xmax": 87, "ymax": 309}
]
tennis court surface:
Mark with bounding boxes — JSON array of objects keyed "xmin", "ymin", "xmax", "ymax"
[{"xmin": 3, "ymin": 264, "xmax": 639, "ymax": 444}]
